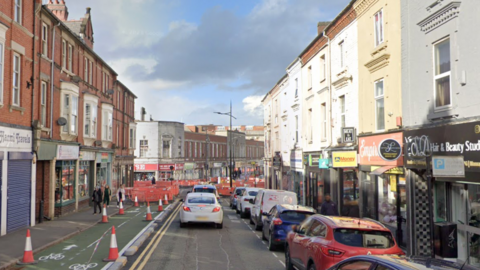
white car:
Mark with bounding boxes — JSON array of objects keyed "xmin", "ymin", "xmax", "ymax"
[
  {"xmin": 191, "ymin": 184, "xmax": 220, "ymax": 201},
  {"xmin": 236, "ymin": 187, "xmax": 262, "ymax": 218},
  {"xmin": 180, "ymin": 193, "xmax": 223, "ymax": 228}
]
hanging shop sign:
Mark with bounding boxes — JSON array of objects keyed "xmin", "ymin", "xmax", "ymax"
[
  {"xmin": 308, "ymin": 154, "xmax": 321, "ymax": 167},
  {"xmin": 175, "ymin": 163, "xmax": 184, "ymax": 170},
  {"xmin": 318, "ymin": 158, "xmax": 330, "ymax": 169},
  {"xmin": 341, "ymin": 127, "xmax": 356, "ymax": 143},
  {"xmin": 290, "ymin": 150, "xmax": 303, "ymax": 169},
  {"xmin": 359, "ymin": 132, "xmax": 404, "ymax": 166},
  {"xmin": 332, "ymin": 151, "xmax": 358, "ymax": 168},
  {"xmin": 404, "ymin": 121, "xmax": 480, "ymax": 172}
]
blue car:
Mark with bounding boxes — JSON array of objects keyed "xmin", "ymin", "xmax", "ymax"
[{"xmin": 261, "ymin": 204, "xmax": 315, "ymax": 251}]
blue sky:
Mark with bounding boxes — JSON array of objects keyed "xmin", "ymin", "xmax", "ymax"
[{"xmin": 54, "ymin": 0, "xmax": 350, "ymax": 126}]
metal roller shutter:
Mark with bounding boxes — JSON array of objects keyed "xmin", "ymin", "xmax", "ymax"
[{"xmin": 7, "ymin": 160, "xmax": 31, "ymax": 233}]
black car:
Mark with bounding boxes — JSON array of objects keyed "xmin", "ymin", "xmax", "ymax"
[
  {"xmin": 261, "ymin": 204, "xmax": 315, "ymax": 251},
  {"xmin": 327, "ymin": 255, "xmax": 478, "ymax": 270}
]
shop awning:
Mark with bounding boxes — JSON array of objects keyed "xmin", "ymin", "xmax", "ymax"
[{"xmin": 370, "ymin": 165, "xmax": 396, "ymax": 176}]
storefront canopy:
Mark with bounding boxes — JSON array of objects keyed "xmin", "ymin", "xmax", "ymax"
[{"xmin": 370, "ymin": 165, "xmax": 396, "ymax": 176}]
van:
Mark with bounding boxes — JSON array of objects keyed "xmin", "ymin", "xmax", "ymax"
[{"xmin": 249, "ymin": 189, "xmax": 297, "ymax": 231}]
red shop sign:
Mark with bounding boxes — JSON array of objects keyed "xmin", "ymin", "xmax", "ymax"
[
  {"xmin": 159, "ymin": 164, "xmax": 175, "ymax": 171},
  {"xmin": 358, "ymin": 132, "xmax": 404, "ymax": 166},
  {"xmin": 175, "ymin": 163, "xmax": 184, "ymax": 170},
  {"xmin": 134, "ymin": 164, "xmax": 158, "ymax": 171}
]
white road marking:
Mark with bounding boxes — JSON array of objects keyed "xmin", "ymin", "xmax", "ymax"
[
  {"xmin": 273, "ymin": 253, "xmax": 278, "ymax": 258},
  {"xmin": 231, "ymin": 220, "xmax": 240, "ymax": 223},
  {"xmin": 279, "ymin": 260, "xmax": 285, "ymax": 267},
  {"xmin": 63, "ymin": 245, "xmax": 77, "ymax": 250},
  {"xmin": 118, "ymin": 221, "xmax": 128, "ymax": 228},
  {"xmin": 228, "ymin": 215, "xmax": 238, "ymax": 220}
]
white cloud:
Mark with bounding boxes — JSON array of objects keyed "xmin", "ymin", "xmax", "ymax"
[{"xmin": 243, "ymin": 95, "xmax": 264, "ymax": 118}]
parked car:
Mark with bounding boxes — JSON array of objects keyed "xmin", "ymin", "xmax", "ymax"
[
  {"xmin": 285, "ymin": 215, "xmax": 404, "ymax": 270},
  {"xmin": 191, "ymin": 184, "xmax": 220, "ymax": 200},
  {"xmin": 250, "ymin": 189, "xmax": 297, "ymax": 231},
  {"xmin": 229, "ymin": 187, "xmax": 246, "ymax": 209},
  {"xmin": 179, "ymin": 192, "xmax": 223, "ymax": 228},
  {"xmin": 326, "ymin": 255, "xmax": 477, "ymax": 270},
  {"xmin": 262, "ymin": 204, "xmax": 315, "ymax": 251},
  {"xmin": 236, "ymin": 187, "xmax": 262, "ymax": 217}
]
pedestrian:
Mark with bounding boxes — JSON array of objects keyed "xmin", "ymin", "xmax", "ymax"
[
  {"xmin": 92, "ymin": 186, "xmax": 102, "ymax": 215},
  {"xmin": 103, "ymin": 184, "xmax": 111, "ymax": 207},
  {"xmin": 320, "ymin": 194, "xmax": 339, "ymax": 216},
  {"xmin": 117, "ymin": 184, "xmax": 126, "ymax": 207},
  {"xmin": 151, "ymin": 175, "xmax": 156, "ymax": 185}
]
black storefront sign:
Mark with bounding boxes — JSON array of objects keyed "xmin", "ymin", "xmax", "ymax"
[
  {"xmin": 404, "ymin": 121, "xmax": 480, "ymax": 172},
  {"xmin": 341, "ymin": 127, "xmax": 356, "ymax": 143},
  {"xmin": 379, "ymin": 139, "xmax": 402, "ymax": 161}
]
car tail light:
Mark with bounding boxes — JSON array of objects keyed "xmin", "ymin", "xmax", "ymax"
[
  {"xmin": 234, "ymin": 194, "xmax": 237, "ymax": 199},
  {"xmin": 212, "ymin": 207, "xmax": 221, "ymax": 212},
  {"xmin": 273, "ymin": 218, "xmax": 283, "ymax": 225},
  {"xmin": 183, "ymin": 206, "xmax": 191, "ymax": 212},
  {"xmin": 320, "ymin": 246, "xmax": 345, "ymax": 258},
  {"xmin": 244, "ymin": 198, "xmax": 249, "ymax": 202}
]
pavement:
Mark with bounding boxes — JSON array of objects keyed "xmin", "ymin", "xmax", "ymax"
[{"xmin": 0, "ymin": 199, "xmax": 131, "ymax": 270}]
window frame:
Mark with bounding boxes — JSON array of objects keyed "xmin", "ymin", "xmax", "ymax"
[
  {"xmin": 62, "ymin": 40, "xmax": 66, "ymax": 69},
  {"xmin": 433, "ymin": 37, "xmax": 452, "ymax": 110},
  {"xmin": 41, "ymin": 81, "xmax": 47, "ymax": 126},
  {"xmin": 89, "ymin": 61, "xmax": 93, "ymax": 84},
  {"xmin": 14, "ymin": 0, "xmax": 22, "ymax": 25},
  {"xmin": 339, "ymin": 95, "xmax": 346, "ymax": 128},
  {"xmin": 374, "ymin": 9, "xmax": 384, "ymax": 47},
  {"xmin": 139, "ymin": 140, "xmax": 148, "ymax": 157},
  {"xmin": 12, "ymin": 53, "xmax": 21, "ymax": 106},
  {"xmin": 102, "ymin": 109, "xmax": 113, "ymax": 141},
  {"xmin": 42, "ymin": 23, "xmax": 48, "ymax": 56},
  {"xmin": 61, "ymin": 92, "xmax": 79, "ymax": 135},
  {"xmin": 295, "ymin": 78, "xmax": 298, "ymax": 97},
  {"xmin": 320, "ymin": 54, "xmax": 326, "ymax": 81},
  {"xmin": 374, "ymin": 79, "xmax": 385, "ymax": 132},
  {"xmin": 68, "ymin": 44, "xmax": 73, "ymax": 71},
  {"xmin": 84, "ymin": 58, "xmax": 88, "ymax": 81},
  {"xmin": 129, "ymin": 127, "xmax": 135, "ymax": 149},
  {"xmin": 308, "ymin": 66, "xmax": 312, "ymax": 90},
  {"xmin": 321, "ymin": 103, "xmax": 327, "ymax": 140},
  {"xmin": 339, "ymin": 41, "xmax": 344, "ymax": 68}
]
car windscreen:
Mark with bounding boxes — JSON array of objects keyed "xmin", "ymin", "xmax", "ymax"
[
  {"xmin": 333, "ymin": 229, "xmax": 395, "ymax": 248},
  {"xmin": 193, "ymin": 188, "xmax": 215, "ymax": 193},
  {"xmin": 188, "ymin": 197, "xmax": 215, "ymax": 204},
  {"xmin": 279, "ymin": 211, "xmax": 313, "ymax": 222},
  {"xmin": 248, "ymin": 191, "xmax": 258, "ymax": 196},
  {"xmin": 235, "ymin": 189, "xmax": 245, "ymax": 195}
]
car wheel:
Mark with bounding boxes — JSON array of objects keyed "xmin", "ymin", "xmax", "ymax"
[
  {"xmin": 180, "ymin": 222, "xmax": 186, "ymax": 228},
  {"xmin": 285, "ymin": 245, "xmax": 294, "ymax": 270},
  {"xmin": 308, "ymin": 262, "xmax": 316, "ymax": 270},
  {"xmin": 240, "ymin": 210, "xmax": 246, "ymax": 218},
  {"xmin": 216, "ymin": 222, "xmax": 223, "ymax": 229},
  {"xmin": 254, "ymin": 218, "xmax": 262, "ymax": 231},
  {"xmin": 249, "ymin": 215, "xmax": 254, "ymax": 225},
  {"xmin": 268, "ymin": 233, "xmax": 276, "ymax": 251},
  {"xmin": 262, "ymin": 227, "xmax": 267, "ymax": 240}
]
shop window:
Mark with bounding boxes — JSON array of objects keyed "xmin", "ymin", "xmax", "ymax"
[
  {"xmin": 55, "ymin": 160, "xmax": 76, "ymax": 206},
  {"xmin": 341, "ymin": 170, "xmax": 359, "ymax": 217},
  {"xmin": 362, "ymin": 173, "xmax": 376, "ymax": 219},
  {"xmin": 78, "ymin": 161, "xmax": 90, "ymax": 199},
  {"xmin": 378, "ymin": 175, "xmax": 397, "ymax": 225},
  {"xmin": 434, "ymin": 182, "xmax": 447, "ymax": 222}
]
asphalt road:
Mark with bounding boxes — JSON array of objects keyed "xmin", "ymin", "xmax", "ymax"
[{"xmin": 126, "ymin": 189, "xmax": 286, "ymax": 270}]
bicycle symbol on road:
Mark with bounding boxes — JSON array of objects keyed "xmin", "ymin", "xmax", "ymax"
[
  {"xmin": 69, "ymin": 263, "xmax": 98, "ymax": 270},
  {"xmin": 38, "ymin": 253, "xmax": 65, "ymax": 261}
]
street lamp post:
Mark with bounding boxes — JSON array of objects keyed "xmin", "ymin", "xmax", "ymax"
[{"xmin": 214, "ymin": 101, "xmax": 236, "ymax": 189}]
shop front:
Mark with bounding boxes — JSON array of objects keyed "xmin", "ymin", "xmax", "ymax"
[
  {"xmin": 404, "ymin": 121, "xmax": 480, "ymax": 265},
  {"xmin": 212, "ymin": 162, "xmax": 223, "ymax": 178},
  {"xmin": 358, "ymin": 132, "xmax": 406, "ymax": 249},
  {"xmin": 305, "ymin": 152, "xmax": 328, "ymax": 211},
  {"xmin": 96, "ymin": 152, "xmax": 112, "ymax": 188},
  {"xmin": 55, "ymin": 145, "xmax": 80, "ymax": 217},
  {"xmin": 184, "ymin": 163, "xmax": 195, "ymax": 180},
  {"xmin": 78, "ymin": 151, "xmax": 95, "ymax": 209},
  {"xmin": 134, "ymin": 163, "xmax": 158, "ymax": 181},
  {"xmin": 159, "ymin": 164, "xmax": 175, "ymax": 180},
  {"xmin": 0, "ymin": 125, "xmax": 35, "ymax": 235},
  {"xmin": 290, "ymin": 149, "xmax": 304, "ymax": 204},
  {"xmin": 331, "ymin": 151, "xmax": 359, "ymax": 218}
]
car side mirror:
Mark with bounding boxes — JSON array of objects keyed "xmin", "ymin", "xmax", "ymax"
[
  {"xmin": 180, "ymin": 199, "xmax": 184, "ymax": 202},
  {"xmin": 249, "ymin": 199, "xmax": 254, "ymax": 204}
]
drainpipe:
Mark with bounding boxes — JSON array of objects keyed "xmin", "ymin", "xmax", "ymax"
[
  {"xmin": 50, "ymin": 21, "xmax": 60, "ymax": 138},
  {"xmin": 31, "ymin": 3, "xmax": 36, "ymax": 129}
]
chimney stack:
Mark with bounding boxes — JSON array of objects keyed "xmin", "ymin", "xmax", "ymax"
[
  {"xmin": 317, "ymin": 21, "xmax": 330, "ymax": 35},
  {"xmin": 46, "ymin": 0, "xmax": 69, "ymax": 21}
]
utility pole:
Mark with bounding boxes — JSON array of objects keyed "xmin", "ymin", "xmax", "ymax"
[{"xmin": 214, "ymin": 101, "xmax": 236, "ymax": 189}]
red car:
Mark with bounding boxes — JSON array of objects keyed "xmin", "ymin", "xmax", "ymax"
[{"xmin": 285, "ymin": 215, "xmax": 404, "ymax": 270}]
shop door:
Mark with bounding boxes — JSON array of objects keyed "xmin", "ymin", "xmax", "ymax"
[
  {"xmin": 395, "ymin": 175, "xmax": 407, "ymax": 248},
  {"xmin": 7, "ymin": 160, "xmax": 31, "ymax": 233}
]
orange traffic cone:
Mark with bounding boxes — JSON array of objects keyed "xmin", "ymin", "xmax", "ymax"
[
  {"xmin": 17, "ymin": 229, "xmax": 37, "ymax": 265},
  {"xmin": 134, "ymin": 196, "xmax": 139, "ymax": 207},
  {"xmin": 102, "ymin": 204, "xmax": 109, "ymax": 223},
  {"xmin": 163, "ymin": 194, "xmax": 169, "ymax": 205},
  {"xmin": 119, "ymin": 200, "xmax": 125, "ymax": 215},
  {"xmin": 103, "ymin": 226, "xmax": 119, "ymax": 262},
  {"xmin": 158, "ymin": 199, "xmax": 163, "ymax": 212},
  {"xmin": 144, "ymin": 202, "xmax": 153, "ymax": 221}
]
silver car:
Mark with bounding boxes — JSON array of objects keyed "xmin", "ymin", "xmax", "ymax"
[
  {"xmin": 236, "ymin": 187, "xmax": 262, "ymax": 218},
  {"xmin": 229, "ymin": 187, "xmax": 246, "ymax": 209}
]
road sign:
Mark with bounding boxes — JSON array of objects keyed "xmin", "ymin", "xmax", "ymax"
[{"xmin": 432, "ymin": 156, "xmax": 465, "ymax": 178}]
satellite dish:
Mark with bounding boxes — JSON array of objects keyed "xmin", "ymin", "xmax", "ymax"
[
  {"xmin": 106, "ymin": 89, "xmax": 114, "ymax": 95},
  {"xmin": 57, "ymin": 117, "xmax": 67, "ymax": 126}
]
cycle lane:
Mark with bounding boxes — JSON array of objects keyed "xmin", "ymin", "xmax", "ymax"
[{"xmin": 14, "ymin": 206, "xmax": 160, "ymax": 270}]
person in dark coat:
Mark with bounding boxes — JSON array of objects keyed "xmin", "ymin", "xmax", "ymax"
[
  {"xmin": 92, "ymin": 186, "xmax": 102, "ymax": 215},
  {"xmin": 320, "ymin": 194, "xmax": 339, "ymax": 216},
  {"xmin": 151, "ymin": 176, "xmax": 156, "ymax": 185}
]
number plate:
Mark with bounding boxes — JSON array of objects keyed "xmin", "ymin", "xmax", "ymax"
[{"xmin": 196, "ymin": 216, "xmax": 208, "ymax": 221}]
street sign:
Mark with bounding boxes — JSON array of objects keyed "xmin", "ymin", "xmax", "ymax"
[{"xmin": 432, "ymin": 156, "xmax": 465, "ymax": 178}]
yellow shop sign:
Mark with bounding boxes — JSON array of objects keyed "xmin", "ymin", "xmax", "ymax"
[{"xmin": 332, "ymin": 151, "xmax": 358, "ymax": 168}]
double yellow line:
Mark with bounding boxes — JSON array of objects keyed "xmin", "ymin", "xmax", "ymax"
[{"xmin": 130, "ymin": 202, "xmax": 182, "ymax": 270}]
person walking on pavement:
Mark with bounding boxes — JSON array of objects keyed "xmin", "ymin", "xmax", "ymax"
[
  {"xmin": 320, "ymin": 194, "xmax": 339, "ymax": 216},
  {"xmin": 117, "ymin": 184, "xmax": 126, "ymax": 207},
  {"xmin": 92, "ymin": 186, "xmax": 102, "ymax": 214},
  {"xmin": 103, "ymin": 184, "xmax": 111, "ymax": 207},
  {"xmin": 151, "ymin": 175, "xmax": 156, "ymax": 185}
]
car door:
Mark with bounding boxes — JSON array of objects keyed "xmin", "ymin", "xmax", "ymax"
[
  {"xmin": 252, "ymin": 191, "xmax": 263, "ymax": 222},
  {"xmin": 290, "ymin": 217, "xmax": 314, "ymax": 268}
]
